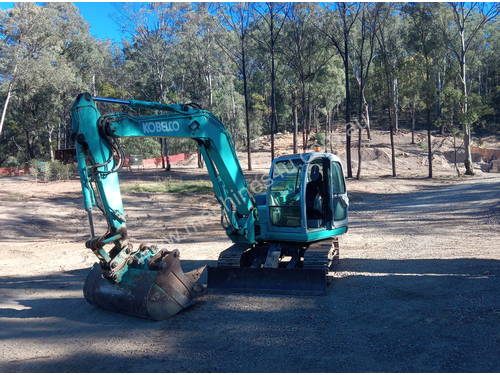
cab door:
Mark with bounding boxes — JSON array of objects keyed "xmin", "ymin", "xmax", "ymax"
[{"xmin": 330, "ymin": 160, "xmax": 349, "ymax": 228}]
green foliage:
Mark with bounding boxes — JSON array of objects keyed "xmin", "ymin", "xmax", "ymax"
[
  {"xmin": 2, "ymin": 156, "xmax": 19, "ymax": 167},
  {"xmin": 0, "ymin": 1, "xmax": 497, "ymax": 168},
  {"xmin": 29, "ymin": 160, "xmax": 74, "ymax": 182},
  {"xmin": 310, "ymin": 132, "xmax": 326, "ymax": 147}
]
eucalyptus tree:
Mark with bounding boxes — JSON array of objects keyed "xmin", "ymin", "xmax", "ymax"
[
  {"xmin": 405, "ymin": 2, "xmax": 444, "ymax": 178},
  {"xmin": 399, "ymin": 55, "xmax": 426, "ymax": 145},
  {"xmin": 215, "ymin": 2, "xmax": 255, "ymax": 170},
  {"xmin": 308, "ymin": 56, "xmax": 344, "ymax": 153},
  {"xmin": 317, "ymin": 2, "xmax": 360, "ymax": 178},
  {"xmin": 282, "ymin": 3, "xmax": 334, "ymax": 153},
  {"xmin": 0, "ymin": 3, "xmax": 98, "ymax": 161},
  {"xmin": 351, "ymin": 3, "xmax": 380, "ymax": 179},
  {"xmin": 374, "ymin": 3, "xmax": 406, "ymax": 177},
  {"xmin": 253, "ymin": 2, "xmax": 290, "ymax": 161},
  {"xmin": 119, "ymin": 2, "xmax": 190, "ymax": 169},
  {"xmin": 440, "ymin": 2, "xmax": 499, "ymax": 175}
]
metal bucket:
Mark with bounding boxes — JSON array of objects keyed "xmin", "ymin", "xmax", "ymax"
[{"xmin": 84, "ymin": 250, "xmax": 205, "ymax": 320}]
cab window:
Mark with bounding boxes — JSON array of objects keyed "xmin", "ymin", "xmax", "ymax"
[{"xmin": 269, "ymin": 159, "xmax": 303, "ymax": 227}]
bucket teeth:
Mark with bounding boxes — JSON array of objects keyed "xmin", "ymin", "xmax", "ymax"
[{"xmin": 83, "ymin": 249, "xmax": 205, "ymax": 320}]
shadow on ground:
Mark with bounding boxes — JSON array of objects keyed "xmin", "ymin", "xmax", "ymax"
[{"xmin": 1, "ymin": 257, "xmax": 499, "ymax": 372}]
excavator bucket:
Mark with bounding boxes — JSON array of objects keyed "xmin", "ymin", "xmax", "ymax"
[{"xmin": 83, "ymin": 249, "xmax": 205, "ymax": 320}]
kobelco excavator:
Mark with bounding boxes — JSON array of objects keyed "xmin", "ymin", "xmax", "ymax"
[{"xmin": 71, "ymin": 93, "xmax": 348, "ymax": 320}]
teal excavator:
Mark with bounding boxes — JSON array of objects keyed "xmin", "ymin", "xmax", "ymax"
[{"xmin": 71, "ymin": 93, "xmax": 349, "ymax": 320}]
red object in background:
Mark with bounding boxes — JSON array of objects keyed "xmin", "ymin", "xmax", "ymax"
[
  {"xmin": 0, "ymin": 153, "xmax": 194, "ymax": 177},
  {"xmin": 0, "ymin": 166, "xmax": 30, "ymax": 177}
]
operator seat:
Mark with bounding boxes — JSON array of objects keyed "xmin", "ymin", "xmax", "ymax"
[{"xmin": 306, "ymin": 165, "xmax": 324, "ymax": 227}]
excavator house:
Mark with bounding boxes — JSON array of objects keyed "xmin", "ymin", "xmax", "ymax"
[{"xmin": 71, "ymin": 93, "xmax": 349, "ymax": 320}]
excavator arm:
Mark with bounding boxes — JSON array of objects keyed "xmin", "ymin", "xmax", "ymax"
[
  {"xmin": 71, "ymin": 93, "xmax": 258, "ymax": 284},
  {"xmin": 71, "ymin": 93, "xmax": 258, "ymax": 320}
]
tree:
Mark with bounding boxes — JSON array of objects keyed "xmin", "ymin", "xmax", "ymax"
[
  {"xmin": 351, "ymin": 3, "xmax": 380, "ymax": 179},
  {"xmin": 215, "ymin": 3, "xmax": 255, "ymax": 170},
  {"xmin": 374, "ymin": 4, "xmax": 405, "ymax": 177},
  {"xmin": 318, "ymin": 2, "xmax": 361, "ymax": 178},
  {"xmin": 282, "ymin": 3, "xmax": 335, "ymax": 153},
  {"xmin": 405, "ymin": 3, "xmax": 444, "ymax": 178},
  {"xmin": 0, "ymin": 3, "xmax": 99, "ymax": 162},
  {"xmin": 441, "ymin": 3, "xmax": 499, "ymax": 175},
  {"xmin": 119, "ymin": 3, "xmax": 190, "ymax": 170},
  {"xmin": 253, "ymin": 2, "xmax": 289, "ymax": 161}
]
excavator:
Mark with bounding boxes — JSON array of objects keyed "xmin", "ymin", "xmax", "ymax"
[{"xmin": 71, "ymin": 93, "xmax": 349, "ymax": 320}]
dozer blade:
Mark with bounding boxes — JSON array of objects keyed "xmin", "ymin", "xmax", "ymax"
[
  {"xmin": 84, "ymin": 250, "xmax": 205, "ymax": 320},
  {"xmin": 207, "ymin": 266, "xmax": 327, "ymax": 296}
]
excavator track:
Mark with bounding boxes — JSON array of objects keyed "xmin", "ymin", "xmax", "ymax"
[
  {"xmin": 303, "ymin": 237, "xmax": 339, "ymax": 271},
  {"xmin": 216, "ymin": 243, "xmax": 251, "ymax": 267},
  {"xmin": 208, "ymin": 237, "xmax": 339, "ymax": 295}
]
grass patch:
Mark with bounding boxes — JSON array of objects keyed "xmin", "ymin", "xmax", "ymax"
[{"xmin": 122, "ymin": 178, "xmax": 213, "ymax": 195}]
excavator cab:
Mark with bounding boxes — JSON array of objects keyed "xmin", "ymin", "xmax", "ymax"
[
  {"xmin": 208, "ymin": 153, "xmax": 348, "ymax": 295},
  {"xmin": 257, "ymin": 153, "xmax": 348, "ymax": 242}
]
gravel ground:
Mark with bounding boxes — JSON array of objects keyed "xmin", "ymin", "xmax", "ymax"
[{"xmin": 0, "ymin": 171, "xmax": 499, "ymax": 372}]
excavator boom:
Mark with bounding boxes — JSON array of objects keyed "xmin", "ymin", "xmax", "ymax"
[{"xmin": 71, "ymin": 93, "xmax": 260, "ymax": 319}]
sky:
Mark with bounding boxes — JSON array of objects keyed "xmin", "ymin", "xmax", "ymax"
[{"xmin": 0, "ymin": 2, "xmax": 124, "ymax": 42}]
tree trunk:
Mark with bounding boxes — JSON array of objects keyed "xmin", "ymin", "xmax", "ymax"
[
  {"xmin": 292, "ymin": 92, "xmax": 298, "ymax": 154},
  {"xmin": 208, "ymin": 71, "xmax": 213, "ymax": 108},
  {"xmin": 161, "ymin": 139, "xmax": 171, "ymax": 171},
  {"xmin": 411, "ymin": 106, "xmax": 416, "ymax": 144},
  {"xmin": 242, "ymin": 37, "xmax": 252, "ymax": 171},
  {"xmin": 0, "ymin": 71, "xmax": 16, "ymax": 136},
  {"xmin": 165, "ymin": 140, "xmax": 171, "ymax": 171},
  {"xmin": 388, "ymin": 108, "xmax": 396, "ymax": 177},
  {"xmin": 325, "ymin": 110, "xmax": 329, "ymax": 153},
  {"xmin": 270, "ymin": 11, "xmax": 276, "ymax": 162},
  {"xmin": 92, "ymin": 73, "xmax": 97, "ymax": 96},
  {"xmin": 25, "ymin": 130, "xmax": 35, "ymax": 160},
  {"xmin": 1, "ymin": 62, "xmax": 18, "ymax": 136},
  {"xmin": 453, "ymin": 131, "xmax": 460, "ymax": 177},
  {"xmin": 362, "ymin": 91, "xmax": 371, "ymax": 140},
  {"xmin": 344, "ymin": 47, "xmax": 353, "ymax": 178},
  {"xmin": 329, "ymin": 110, "xmax": 334, "ymax": 153},
  {"xmin": 460, "ymin": 30, "xmax": 473, "ymax": 175},
  {"xmin": 197, "ymin": 150, "xmax": 204, "ymax": 168},
  {"xmin": 301, "ymin": 80, "xmax": 307, "ymax": 152},
  {"xmin": 427, "ymin": 107, "xmax": 432, "ymax": 178},
  {"xmin": 47, "ymin": 126, "xmax": 55, "ymax": 161},
  {"xmin": 356, "ymin": 127, "xmax": 362, "ymax": 179},
  {"xmin": 393, "ymin": 78, "xmax": 399, "ymax": 133}
]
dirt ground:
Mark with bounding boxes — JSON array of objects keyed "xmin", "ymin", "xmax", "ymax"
[{"xmin": 1, "ymin": 130, "xmax": 499, "ymax": 372}]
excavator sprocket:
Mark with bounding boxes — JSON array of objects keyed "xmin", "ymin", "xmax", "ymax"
[{"xmin": 84, "ymin": 249, "xmax": 205, "ymax": 320}]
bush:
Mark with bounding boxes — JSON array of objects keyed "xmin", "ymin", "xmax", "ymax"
[
  {"xmin": 30, "ymin": 160, "xmax": 75, "ymax": 182},
  {"xmin": 50, "ymin": 160, "xmax": 74, "ymax": 180},
  {"xmin": 310, "ymin": 132, "xmax": 326, "ymax": 147},
  {"xmin": 3, "ymin": 156, "xmax": 19, "ymax": 167}
]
